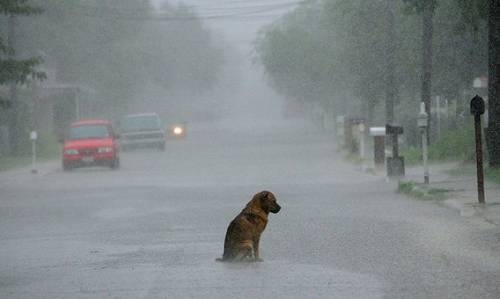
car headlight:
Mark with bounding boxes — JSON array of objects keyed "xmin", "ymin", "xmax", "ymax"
[
  {"xmin": 98, "ymin": 147, "xmax": 113, "ymax": 153},
  {"xmin": 173, "ymin": 126, "xmax": 183, "ymax": 135},
  {"xmin": 64, "ymin": 149, "xmax": 79, "ymax": 155}
]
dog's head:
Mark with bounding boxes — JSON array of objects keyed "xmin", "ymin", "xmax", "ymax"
[{"xmin": 255, "ymin": 191, "xmax": 281, "ymax": 214}]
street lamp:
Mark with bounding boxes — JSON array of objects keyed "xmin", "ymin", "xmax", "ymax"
[{"xmin": 418, "ymin": 102, "xmax": 429, "ymax": 184}]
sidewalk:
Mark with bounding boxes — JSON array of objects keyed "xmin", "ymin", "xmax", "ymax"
[
  {"xmin": 0, "ymin": 159, "xmax": 59, "ymax": 179},
  {"xmin": 402, "ymin": 163, "xmax": 500, "ymax": 226}
]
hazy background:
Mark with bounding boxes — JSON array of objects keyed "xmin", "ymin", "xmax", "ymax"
[{"xmin": 149, "ymin": 0, "xmax": 300, "ymax": 129}]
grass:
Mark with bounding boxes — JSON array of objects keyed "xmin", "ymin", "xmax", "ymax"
[
  {"xmin": 0, "ymin": 156, "xmax": 32, "ymax": 171},
  {"xmin": 397, "ymin": 181, "xmax": 451, "ymax": 201},
  {"xmin": 485, "ymin": 167, "xmax": 500, "ymax": 185},
  {"xmin": 444, "ymin": 163, "xmax": 500, "ymax": 186},
  {"xmin": 402, "ymin": 125, "xmax": 476, "ymax": 167},
  {"xmin": 0, "ymin": 133, "xmax": 60, "ymax": 172},
  {"xmin": 401, "ymin": 147, "xmax": 422, "ymax": 166},
  {"xmin": 345, "ymin": 152, "xmax": 364, "ymax": 165}
]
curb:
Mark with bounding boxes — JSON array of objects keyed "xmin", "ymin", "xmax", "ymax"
[
  {"xmin": 442, "ymin": 198, "xmax": 477, "ymax": 218},
  {"xmin": 0, "ymin": 160, "xmax": 60, "ymax": 177},
  {"xmin": 442, "ymin": 197, "xmax": 500, "ymax": 226}
]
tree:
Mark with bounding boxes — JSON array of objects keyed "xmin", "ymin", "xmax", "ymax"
[
  {"xmin": 0, "ymin": 0, "xmax": 44, "ymax": 87},
  {"xmin": 16, "ymin": 0, "xmax": 223, "ymax": 118},
  {"xmin": 257, "ymin": 0, "xmax": 397, "ymax": 124},
  {"xmin": 257, "ymin": 0, "xmax": 488, "ymax": 148},
  {"xmin": 403, "ymin": 0, "xmax": 437, "ymax": 142},
  {"xmin": 0, "ymin": 0, "xmax": 45, "ymax": 154},
  {"xmin": 455, "ymin": 0, "xmax": 500, "ymax": 168},
  {"xmin": 487, "ymin": 0, "xmax": 500, "ymax": 167}
]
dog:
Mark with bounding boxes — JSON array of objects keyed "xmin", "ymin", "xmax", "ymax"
[{"xmin": 216, "ymin": 191, "xmax": 281, "ymax": 262}]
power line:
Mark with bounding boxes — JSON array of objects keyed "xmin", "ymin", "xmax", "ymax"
[{"xmin": 53, "ymin": 1, "xmax": 305, "ymax": 22}]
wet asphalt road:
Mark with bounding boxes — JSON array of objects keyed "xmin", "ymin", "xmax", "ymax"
[{"xmin": 1, "ymin": 120, "xmax": 500, "ymax": 298}]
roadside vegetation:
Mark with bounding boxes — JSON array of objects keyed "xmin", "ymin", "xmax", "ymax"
[
  {"xmin": 256, "ymin": 0, "xmax": 500, "ymax": 178},
  {"xmin": 0, "ymin": 131, "xmax": 59, "ymax": 171},
  {"xmin": 0, "ymin": 0, "xmax": 225, "ymax": 171},
  {"xmin": 397, "ymin": 181, "xmax": 451, "ymax": 201},
  {"xmin": 485, "ymin": 168, "xmax": 500, "ymax": 185},
  {"xmin": 402, "ymin": 124, "xmax": 475, "ymax": 165},
  {"xmin": 401, "ymin": 124, "xmax": 500, "ymax": 185},
  {"xmin": 256, "ymin": 0, "xmax": 487, "ymax": 138}
]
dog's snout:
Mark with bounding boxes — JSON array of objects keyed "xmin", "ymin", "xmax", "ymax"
[{"xmin": 271, "ymin": 204, "xmax": 281, "ymax": 213}]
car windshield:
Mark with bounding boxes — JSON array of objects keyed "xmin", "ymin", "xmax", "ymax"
[
  {"xmin": 120, "ymin": 115, "xmax": 160, "ymax": 132},
  {"xmin": 69, "ymin": 125, "xmax": 110, "ymax": 140}
]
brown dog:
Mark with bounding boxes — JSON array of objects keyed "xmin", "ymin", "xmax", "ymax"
[{"xmin": 217, "ymin": 191, "xmax": 281, "ymax": 262}]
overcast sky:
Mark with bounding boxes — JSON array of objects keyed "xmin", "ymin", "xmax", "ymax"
[
  {"xmin": 150, "ymin": 0, "xmax": 301, "ymax": 123},
  {"xmin": 151, "ymin": 0, "xmax": 300, "ymax": 53}
]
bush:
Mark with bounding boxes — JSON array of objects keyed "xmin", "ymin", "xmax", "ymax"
[
  {"xmin": 397, "ymin": 181, "xmax": 450, "ymax": 201},
  {"xmin": 402, "ymin": 147, "xmax": 422, "ymax": 166},
  {"xmin": 37, "ymin": 131, "xmax": 60, "ymax": 160},
  {"xmin": 428, "ymin": 125, "xmax": 475, "ymax": 162},
  {"xmin": 401, "ymin": 125, "xmax": 476, "ymax": 164},
  {"xmin": 485, "ymin": 168, "xmax": 500, "ymax": 185}
]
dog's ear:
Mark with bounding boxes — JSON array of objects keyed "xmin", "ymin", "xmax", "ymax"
[{"xmin": 259, "ymin": 191, "xmax": 270, "ymax": 200}]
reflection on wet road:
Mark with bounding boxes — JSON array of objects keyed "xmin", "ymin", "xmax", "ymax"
[{"xmin": 1, "ymin": 121, "xmax": 499, "ymax": 298}]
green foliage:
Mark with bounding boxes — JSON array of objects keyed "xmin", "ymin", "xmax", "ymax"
[
  {"xmin": 402, "ymin": 125, "xmax": 475, "ymax": 164},
  {"xmin": 0, "ymin": 129, "xmax": 59, "ymax": 171},
  {"xmin": 257, "ymin": 3, "xmax": 331, "ymax": 102},
  {"xmin": 0, "ymin": 0, "xmax": 42, "ymax": 15},
  {"xmin": 455, "ymin": 0, "xmax": 487, "ymax": 31},
  {"xmin": 397, "ymin": 181, "xmax": 450, "ymax": 200},
  {"xmin": 15, "ymin": 0, "xmax": 223, "ymax": 115},
  {"xmin": 256, "ymin": 0, "xmax": 487, "ymax": 126},
  {"xmin": 401, "ymin": 146, "xmax": 422, "ymax": 166},
  {"xmin": 485, "ymin": 167, "xmax": 500, "ymax": 185},
  {"xmin": 428, "ymin": 125, "xmax": 475, "ymax": 161},
  {"xmin": 0, "ymin": 0, "xmax": 45, "ymax": 90},
  {"xmin": 402, "ymin": 0, "xmax": 438, "ymax": 13},
  {"xmin": 256, "ymin": 0, "xmax": 394, "ymax": 119},
  {"xmin": 0, "ymin": 57, "xmax": 45, "ymax": 85},
  {"xmin": 398, "ymin": 181, "xmax": 415, "ymax": 194}
]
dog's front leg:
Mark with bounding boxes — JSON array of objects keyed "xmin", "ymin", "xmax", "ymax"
[{"xmin": 253, "ymin": 236, "xmax": 263, "ymax": 262}]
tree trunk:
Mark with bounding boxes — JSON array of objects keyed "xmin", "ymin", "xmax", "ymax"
[
  {"xmin": 7, "ymin": 15, "xmax": 20, "ymax": 155},
  {"xmin": 488, "ymin": 0, "xmax": 500, "ymax": 168},
  {"xmin": 421, "ymin": 5, "xmax": 434, "ymax": 144}
]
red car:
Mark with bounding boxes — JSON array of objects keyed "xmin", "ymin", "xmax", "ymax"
[{"xmin": 62, "ymin": 119, "xmax": 120, "ymax": 171}]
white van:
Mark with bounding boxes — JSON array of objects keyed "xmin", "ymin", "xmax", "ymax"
[{"xmin": 118, "ymin": 113, "xmax": 166, "ymax": 151}]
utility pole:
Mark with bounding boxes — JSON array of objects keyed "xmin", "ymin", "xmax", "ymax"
[
  {"xmin": 471, "ymin": 95, "xmax": 486, "ymax": 203},
  {"xmin": 7, "ymin": 14, "xmax": 19, "ymax": 154},
  {"xmin": 421, "ymin": 2, "xmax": 434, "ymax": 144},
  {"xmin": 418, "ymin": 102, "xmax": 429, "ymax": 184},
  {"xmin": 385, "ymin": 0, "xmax": 396, "ymax": 125},
  {"xmin": 384, "ymin": 0, "xmax": 397, "ymax": 175}
]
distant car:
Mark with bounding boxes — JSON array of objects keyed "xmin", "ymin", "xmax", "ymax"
[
  {"xmin": 119, "ymin": 113, "xmax": 166, "ymax": 151},
  {"xmin": 62, "ymin": 119, "xmax": 120, "ymax": 171}
]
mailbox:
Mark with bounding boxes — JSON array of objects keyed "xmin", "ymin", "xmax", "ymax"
[
  {"xmin": 386, "ymin": 124, "xmax": 403, "ymax": 135},
  {"xmin": 470, "ymin": 95, "xmax": 485, "ymax": 116},
  {"xmin": 417, "ymin": 102, "xmax": 428, "ymax": 129},
  {"xmin": 385, "ymin": 123, "xmax": 405, "ymax": 177},
  {"xmin": 369, "ymin": 127, "xmax": 386, "ymax": 168}
]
